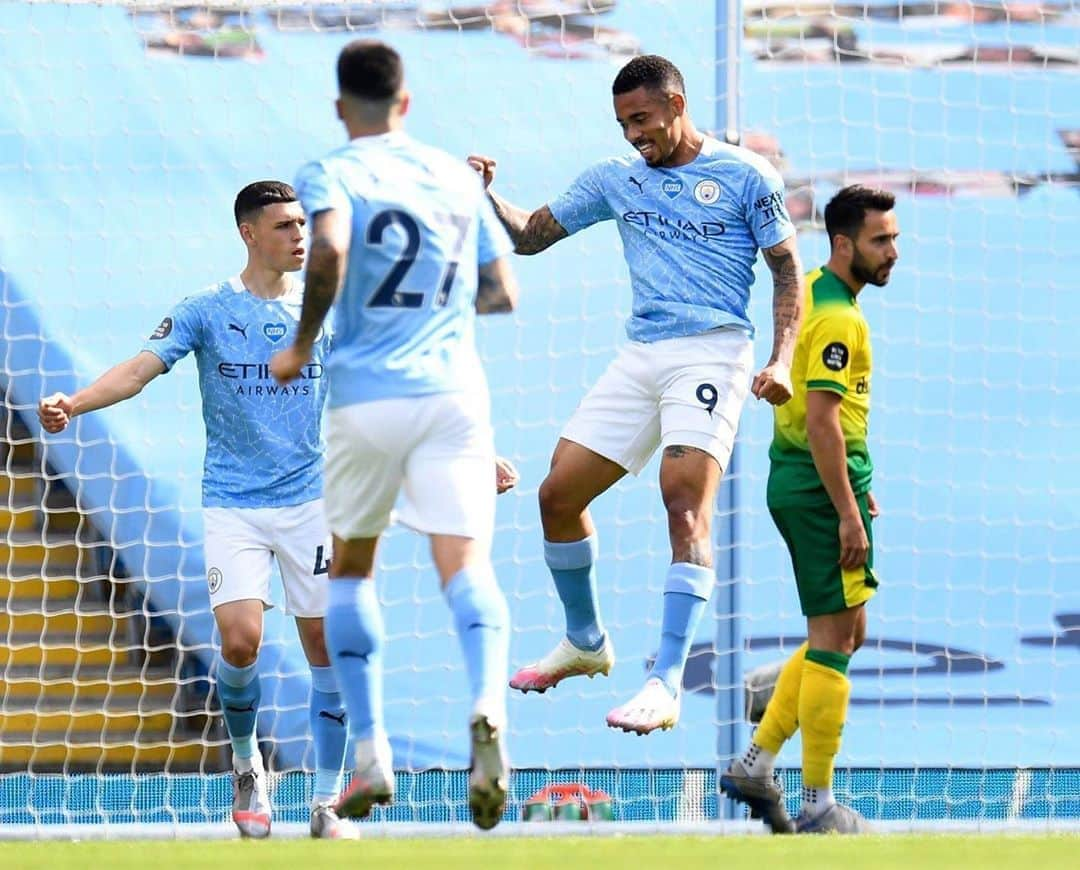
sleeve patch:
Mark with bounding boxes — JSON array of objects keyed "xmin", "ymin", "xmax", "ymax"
[
  {"xmin": 149, "ymin": 317, "xmax": 173, "ymax": 341},
  {"xmin": 821, "ymin": 341, "xmax": 849, "ymax": 371}
]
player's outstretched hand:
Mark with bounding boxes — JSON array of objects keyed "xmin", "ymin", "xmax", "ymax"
[
  {"xmin": 751, "ymin": 360, "xmax": 793, "ymax": 406},
  {"xmin": 38, "ymin": 393, "xmax": 74, "ymax": 434},
  {"xmin": 269, "ymin": 346, "xmax": 310, "ymax": 385},
  {"xmin": 495, "ymin": 456, "xmax": 519, "ymax": 495},
  {"xmin": 466, "ymin": 155, "xmax": 497, "ymax": 189}
]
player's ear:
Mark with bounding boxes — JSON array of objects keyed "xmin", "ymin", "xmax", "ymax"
[
  {"xmin": 334, "ymin": 97, "xmax": 345, "ymax": 122},
  {"xmin": 238, "ymin": 221, "xmax": 255, "ymax": 246},
  {"xmin": 669, "ymin": 91, "xmax": 686, "ymax": 117},
  {"xmin": 398, "ymin": 90, "xmax": 411, "ymax": 118}
]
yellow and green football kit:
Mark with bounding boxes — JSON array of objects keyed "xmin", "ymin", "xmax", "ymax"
[{"xmin": 767, "ymin": 266, "xmax": 878, "ymax": 618}]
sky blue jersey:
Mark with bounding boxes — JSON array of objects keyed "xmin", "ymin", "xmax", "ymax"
[
  {"xmin": 295, "ymin": 131, "xmax": 513, "ymax": 409},
  {"xmin": 548, "ymin": 136, "xmax": 795, "ymax": 342},
  {"xmin": 142, "ymin": 276, "xmax": 331, "ymax": 509}
]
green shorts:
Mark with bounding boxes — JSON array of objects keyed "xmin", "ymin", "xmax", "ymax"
[{"xmin": 768, "ymin": 493, "xmax": 879, "ymax": 617}]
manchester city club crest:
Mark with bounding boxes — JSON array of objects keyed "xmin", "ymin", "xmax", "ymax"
[{"xmin": 693, "ymin": 179, "xmax": 721, "ymax": 204}]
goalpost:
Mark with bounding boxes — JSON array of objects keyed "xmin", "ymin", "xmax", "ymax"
[{"xmin": 1, "ymin": 0, "xmax": 1078, "ymax": 834}]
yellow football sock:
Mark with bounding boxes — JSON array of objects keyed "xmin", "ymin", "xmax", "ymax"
[
  {"xmin": 752, "ymin": 642, "xmax": 808, "ymax": 754},
  {"xmin": 799, "ymin": 650, "xmax": 851, "ymax": 789}
]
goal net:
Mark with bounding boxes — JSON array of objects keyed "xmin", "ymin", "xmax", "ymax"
[{"xmin": 1, "ymin": 0, "xmax": 1077, "ymax": 832}]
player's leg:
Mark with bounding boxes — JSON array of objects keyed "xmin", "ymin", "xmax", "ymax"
[
  {"xmin": 605, "ymin": 444, "xmax": 719, "ymax": 735},
  {"xmin": 402, "ymin": 390, "xmax": 510, "ymax": 830},
  {"xmin": 320, "ymin": 402, "xmax": 412, "ymax": 820},
  {"xmin": 273, "ymin": 500, "xmax": 357, "ymax": 838},
  {"xmin": 515, "ymin": 345, "xmax": 659, "ymax": 692},
  {"xmin": 204, "ymin": 508, "xmax": 275, "ymax": 839},
  {"xmin": 608, "ymin": 330, "xmax": 751, "ymax": 735},
  {"xmin": 771, "ymin": 495, "xmax": 876, "ymax": 833}
]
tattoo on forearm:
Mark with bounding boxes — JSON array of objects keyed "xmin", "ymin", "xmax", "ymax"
[
  {"xmin": 764, "ymin": 242, "xmax": 804, "ymax": 362},
  {"xmin": 295, "ymin": 239, "xmax": 339, "ymax": 346},
  {"xmin": 488, "ymin": 194, "xmax": 566, "ymax": 255}
]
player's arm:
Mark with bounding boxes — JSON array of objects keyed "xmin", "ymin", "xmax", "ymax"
[
  {"xmin": 38, "ymin": 351, "xmax": 166, "ymax": 434},
  {"xmin": 271, "ymin": 209, "xmax": 350, "ymax": 384},
  {"xmin": 752, "ymin": 235, "xmax": 806, "ymax": 405},
  {"xmin": 805, "ymin": 390, "xmax": 868, "ymax": 570},
  {"xmin": 475, "ymin": 256, "xmax": 519, "ymax": 314},
  {"xmin": 467, "ymin": 155, "xmax": 568, "ymax": 255}
]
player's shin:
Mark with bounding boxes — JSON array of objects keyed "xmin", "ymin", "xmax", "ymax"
[
  {"xmin": 648, "ymin": 563, "xmax": 714, "ymax": 696},
  {"xmin": 545, "ymin": 535, "xmax": 605, "ymax": 651},
  {"xmin": 308, "ymin": 665, "xmax": 347, "ymax": 806},
  {"xmin": 798, "ymin": 650, "xmax": 852, "ymax": 816},
  {"xmin": 324, "ymin": 579, "xmax": 385, "ymax": 744},
  {"xmin": 750, "ymin": 641, "xmax": 809, "ymax": 768},
  {"xmin": 216, "ymin": 658, "xmax": 262, "ymax": 768},
  {"xmin": 445, "ymin": 563, "xmax": 510, "ymax": 718}
]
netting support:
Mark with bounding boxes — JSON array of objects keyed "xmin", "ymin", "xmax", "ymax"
[{"xmin": 713, "ymin": 0, "xmax": 744, "ymax": 821}]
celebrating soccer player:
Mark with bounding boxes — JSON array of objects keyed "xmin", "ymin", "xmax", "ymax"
[
  {"xmin": 37, "ymin": 181, "xmax": 357, "ymax": 840},
  {"xmin": 468, "ymin": 54, "xmax": 805, "ymax": 735},
  {"xmin": 270, "ymin": 40, "xmax": 520, "ymax": 831},
  {"xmin": 720, "ymin": 185, "xmax": 899, "ymax": 834}
]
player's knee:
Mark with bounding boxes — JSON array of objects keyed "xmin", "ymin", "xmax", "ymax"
[
  {"xmin": 538, "ymin": 475, "xmax": 582, "ymax": 523},
  {"xmin": 220, "ymin": 631, "xmax": 260, "ymax": 668},
  {"xmin": 663, "ymin": 496, "xmax": 710, "ymax": 543}
]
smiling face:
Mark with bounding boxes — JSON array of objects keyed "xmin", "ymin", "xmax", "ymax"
[
  {"xmin": 239, "ymin": 201, "xmax": 307, "ymax": 273},
  {"xmin": 614, "ymin": 85, "xmax": 686, "ymax": 167}
]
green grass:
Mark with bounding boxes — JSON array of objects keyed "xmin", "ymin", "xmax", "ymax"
[{"xmin": 1, "ymin": 834, "xmax": 1078, "ymax": 870}]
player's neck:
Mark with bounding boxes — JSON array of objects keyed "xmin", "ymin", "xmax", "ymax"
[
  {"xmin": 239, "ymin": 264, "xmax": 291, "ymax": 299},
  {"xmin": 825, "ymin": 260, "xmax": 864, "ymax": 296},
  {"xmin": 661, "ymin": 124, "xmax": 705, "ymax": 168},
  {"xmin": 345, "ymin": 116, "xmax": 405, "ymax": 140}
]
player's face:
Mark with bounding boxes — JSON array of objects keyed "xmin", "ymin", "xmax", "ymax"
[
  {"xmin": 246, "ymin": 201, "xmax": 307, "ymax": 273},
  {"xmin": 849, "ymin": 209, "xmax": 900, "ymax": 287},
  {"xmin": 614, "ymin": 86, "xmax": 682, "ymax": 167}
]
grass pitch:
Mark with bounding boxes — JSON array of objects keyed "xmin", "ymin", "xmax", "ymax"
[{"xmin": 1, "ymin": 834, "xmax": 1077, "ymax": 870}]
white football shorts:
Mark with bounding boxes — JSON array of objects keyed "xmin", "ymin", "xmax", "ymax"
[
  {"xmin": 202, "ymin": 498, "xmax": 331, "ymax": 617},
  {"xmin": 324, "ymin": 391, "xmax": 496, "ymax": 542},
  {"xmin": 561, "ymin": 329, "xmax": 753, "ymax": 475}
]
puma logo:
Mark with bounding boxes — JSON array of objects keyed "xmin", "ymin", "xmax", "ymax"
[
  {"xmin": 628, "ymin": 175, "xmax": 645, "ymax": 194},
  {"xmin": 224, "ymin": 700, "xmax": 256, "ymax": 714},
  {"xmin": 228, "ymin": 322, "xmax": 248, "ymax": 339},
  {"xmin": 318, "ymin": 710, "xmax": 347, "ymax": 726},
  {"xmin": 337, "ymin": 650, "xmax": 369, "ymax": 663}
]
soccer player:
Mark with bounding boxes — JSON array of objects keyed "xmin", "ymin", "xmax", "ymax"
[
  {"xmin": 467, "ymin": 54, "xmax": 805, "ymax": 734},
  {"xmin": 269, "ymin": 40, "xmax": 520, "ymax": 830},
  {"xmin": 37, "ymin": 181, "xmax": 357, "ymax": 841},
  {"xmin": 720, "ymin": 185, "xmax": 899, "ymax": 834}
]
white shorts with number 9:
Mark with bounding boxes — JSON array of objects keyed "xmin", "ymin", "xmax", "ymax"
[
  {"xmin": 561, "ymin": 329, "xmax": 753, "ymax": 475},
  {"xmin": 202, "ymin": 498, "xmax": 331, "ymax": 617}
]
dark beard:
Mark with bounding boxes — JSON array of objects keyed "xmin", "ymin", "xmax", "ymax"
[{"xmin": 851, "ymin": 250, "xmax": 889, "ymax": 287}]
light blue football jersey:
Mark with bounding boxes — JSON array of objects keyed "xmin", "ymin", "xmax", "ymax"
[
  {"xmin": 548, "ymin": 136, "xmax": 794, "ymax": 342},
  {"xmin": 295, "ymin": 131, "xmax": 513, "ymax": 409},
  {"xmin": 142, "ymin": 276, "xmax": 331, "ymax": 509}
]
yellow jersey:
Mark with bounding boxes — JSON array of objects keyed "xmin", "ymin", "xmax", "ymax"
[{"xmin": 767, "ymin": 266, "xmax": 873, "ymax": 507}]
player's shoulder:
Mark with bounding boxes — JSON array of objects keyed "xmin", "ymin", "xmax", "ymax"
[
  {"xmin": 699, "ymin": 136, "xmax": 783, "ymax": 184},
  {"xmin": 172, "ymin": 278, "xmax": 235, "ymax": 312},
  {"xmin": 590, "ymin": 152, "xmax": 643, "ymax": 179}
]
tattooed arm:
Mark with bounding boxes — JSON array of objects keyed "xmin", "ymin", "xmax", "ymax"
[
  {"xmin": 467, "ymin": 154, "xmax": 568, "ymax": 255},
  {"xmin": 751, "ymin": 234, "xmax": 805, "ymax": 405}
]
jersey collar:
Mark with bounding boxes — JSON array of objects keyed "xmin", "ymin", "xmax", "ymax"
[{"xmin": 815, "ymin": 267, "xmax": 857, "ymax": 305}]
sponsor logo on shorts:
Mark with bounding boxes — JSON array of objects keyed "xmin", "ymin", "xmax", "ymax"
[
  {"xmin": 693, "ymin": 179, "xmax": 721, "ymax": 205},
  {"xmin": 207, "ymin": 567, "xmax": 223, "ymax": 594},
  {"xmin": 149, "ymin": 317, "xmax": 173, "ymax": 340},
  {"xmin": 822, "ymin": 342, "xmax": 850, "ymax": 371}
]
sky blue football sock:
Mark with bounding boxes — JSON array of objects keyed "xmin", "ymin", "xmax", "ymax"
[
  {"xmin": 545, "ymin": 536, "xmax": 605, "ymax": 651},
  {"xmin": 309, "ymin": 665, "xmax": 347, "ymax": 805},
  {"xmin": 216, "ymin": 657, "xmax": 260, "ymax": 762},
  {"xmin": 444, "ymin": 564, "xmax": 509, "ymax": 710},
  {"xmin": 324, "ymin": 578, "xmax": 383, "ymax": 742},
  {"xmin": 649, "ymin": 563, "xmax": 714, "ymax": 697}
]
